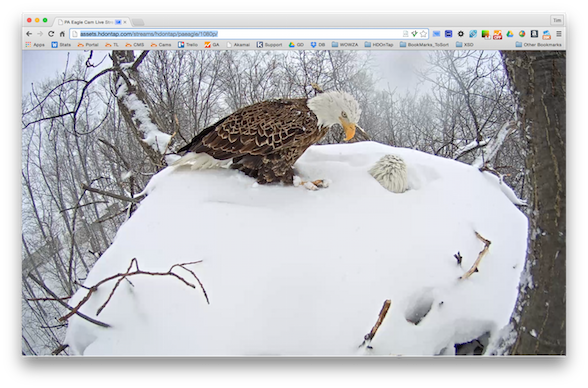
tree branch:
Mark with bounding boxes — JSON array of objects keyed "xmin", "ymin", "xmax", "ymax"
[
  {"xmin": 28, "ymin": 273, "xmax": 111, "ymax": 328},
  {"xmin": 60, "ymin": 200, "xmax": 108, "ymax": 213},
  {"xmin": 22, "ymin": 68, "xmax": 116, "ymax": 133},
  {"xmin": 472, "ymin": 121, "xmax": 516, "ymax": 169},
  {"xmin": 131, "ymin": 50, "xmax": 150, "ymax": 72},
  {"xmin": 460, "ymin": 232, "xmax": 492, "ymax": 280},
  {"xmin": 81, "ymin": 183, "xmax": 142, "ymax": 204},
  {"xmin": 359, "ymin": 299, "xmax": 392, "ymax": 349}
]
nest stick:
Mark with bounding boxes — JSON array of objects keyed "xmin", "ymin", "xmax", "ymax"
[
  {"xmin": 364, "ymin": 299, "xmax": 392, "ymax": 342},
  {"xmin": 460, "ymin": 231, "xmax": 492, "ymax": 280}
]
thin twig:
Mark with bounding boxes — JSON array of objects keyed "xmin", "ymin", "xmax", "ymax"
[
  {"xmin": 28, "ymin": 273, "xmax": 110, "ymax": 328},
  {"xmin": 27, "ymin": 296, "xmax": 71, "ymax": 302},
  {"xmin": 95, "ymin": 206, "xmax": 129, "ymax": 224},
  {"xmin": 96, "ymin": 258, "xmax": 139, "ymax": 315},
  {"xmin": 81, "ymin": 183, "xmax": 141, "ymax": 204},
  {"xmin": 170, "ymin": 260, "xmax": 208, "ymax": 304},
  {"xmin": 460, "ymin": 232, "xmax": 492, "ymax": 280},
  {"xmin": 59, "ymin": 258, "xmax": 208, "ymax": 324},
  {"xmin": 60, "ymin": 200, "xmax": 108, "ymax": 213}
]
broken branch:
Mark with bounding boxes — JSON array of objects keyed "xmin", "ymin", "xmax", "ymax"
[
  {"xmin": 360, "ymin": 299, "xmax": 392, "ymax": 348},
  {"xmin": 460, "ymin": 232, "xmax": 492, "ymax": 280}
]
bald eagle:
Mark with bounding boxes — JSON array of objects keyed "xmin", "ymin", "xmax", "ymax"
[{"xmin": 174, "ymin": 91, "xmax": 361, "ymax": 185}]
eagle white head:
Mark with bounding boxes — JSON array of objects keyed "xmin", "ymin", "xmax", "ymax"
[{"xmin": 307, "ymin": 91, "xmax": 362, "ymax": 141}]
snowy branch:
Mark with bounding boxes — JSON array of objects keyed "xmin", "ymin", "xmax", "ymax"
[
  {"xmin": 472, "ymin": 121, "xmax": 516, "ymax": 169},
  {"xmin": 454, "ymin": 138, "xmax": 490, "ymax": 160},
  {"xmin": 59, "ymin": 258, "xmax": 209, "ymax": 324},
  {"xmin": 113, "ymin": 50, "xmax": 173, "ymax": 166}
]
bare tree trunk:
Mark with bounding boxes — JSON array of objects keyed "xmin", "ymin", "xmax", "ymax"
[{"xmin": 501, "ymin": 51, "xmax": 566, "ymax": 355}]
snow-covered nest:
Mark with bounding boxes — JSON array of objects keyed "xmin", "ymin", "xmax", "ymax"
[{"xmin": 65, "ymin": 141, "xmax": 527, "ymax": 356}]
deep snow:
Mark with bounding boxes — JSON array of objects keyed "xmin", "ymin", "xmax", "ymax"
[{"xmin": 64, "ymin": 141, "xmax": 527, "ymax": 356}]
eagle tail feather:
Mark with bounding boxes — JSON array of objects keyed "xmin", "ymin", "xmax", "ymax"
[{"xmin": 172, "ymin": 152, "xmax": 233, "ymax": 170}]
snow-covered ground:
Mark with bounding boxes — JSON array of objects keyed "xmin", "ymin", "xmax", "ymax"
[{"xmin": 64, "ymin": 141, "xmax": 527, "ymax": 356}]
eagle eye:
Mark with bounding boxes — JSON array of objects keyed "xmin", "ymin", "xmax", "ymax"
[{"xmin": 341, "ymin": 111, "xmax": 348, "ymax": 119}]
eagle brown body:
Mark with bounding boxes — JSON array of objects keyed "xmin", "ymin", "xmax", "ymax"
[{"xmin": 176, "ymin": 92, "xmax": 361, "ymax": 185}]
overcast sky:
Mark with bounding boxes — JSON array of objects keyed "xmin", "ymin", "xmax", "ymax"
[
  {"xmin": 22, "ymin": 49, "xmax": 430, "ymax": 100},
  {"xmin": 23, "ymin": 51, "xmax": 74, "ymax": 95},
  {"xmin": 369, "ymin": 50, "xmax": 429, "ymax": 93},
  {"xmin": 22, "ymin": 51, "xmax": 112, "ymax": 97}
]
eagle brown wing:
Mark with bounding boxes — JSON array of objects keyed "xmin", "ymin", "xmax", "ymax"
[
  {"xmin": 178, "ymin": 98, "xmax": 332, "ymax": 184},
  {"xmin": 178, "ymin": 98, "xmax": 322, "ymax": 160}
]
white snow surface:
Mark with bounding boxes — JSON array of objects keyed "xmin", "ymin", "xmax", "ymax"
[{"xmin": 64, "ymin": 141, "xmax": 527, "ymax": 356}]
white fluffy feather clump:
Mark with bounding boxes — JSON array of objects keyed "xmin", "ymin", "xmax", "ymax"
[{"xmin": 369, "ymin": 154, "xmax": 408, "ymax": 193}]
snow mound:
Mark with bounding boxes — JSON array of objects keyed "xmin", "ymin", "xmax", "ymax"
[{"xmin": 64, "ymin": 141, "xmax": 527, "ymax": 356}]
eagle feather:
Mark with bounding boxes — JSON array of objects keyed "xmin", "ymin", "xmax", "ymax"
[{"xmin": 175, "ymin": 91, "xmax": 361, "ymax": 184}]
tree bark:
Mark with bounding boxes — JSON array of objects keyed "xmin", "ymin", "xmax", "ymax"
[
  {"xmin": 501, "ymin": 51, "xmax": 566, "ymax": 355},
  {"xmin": 112, "ymin": 50, "xmax": 169, "ymax": 169}
]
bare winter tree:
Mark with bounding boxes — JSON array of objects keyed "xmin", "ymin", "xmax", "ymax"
[{"xmin": 500, "ymin": 51, "xmax": 566, "ymax": 355}]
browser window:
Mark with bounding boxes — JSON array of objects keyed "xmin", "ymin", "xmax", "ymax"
[{"xmin": 21, "ymin": 13, "xmax": 566, "ymax": 357}]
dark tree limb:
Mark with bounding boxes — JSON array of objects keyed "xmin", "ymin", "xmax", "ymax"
[
  {"xmin": 28, "ymin": 273, "xmax": 110, "ymax": 328},
  {"xmin": 52, "ymin": 344, "xmax": 69, "ymax": 355},
  {"xmin": 81, "ymin": 183, "xmax": 141, "ymax": 204}
]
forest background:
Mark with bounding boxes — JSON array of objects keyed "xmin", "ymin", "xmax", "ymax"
[{"xmin": 21, "ymin": 48, "xmax": 526, "ymax": 355}]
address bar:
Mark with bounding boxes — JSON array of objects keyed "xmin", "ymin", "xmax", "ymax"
[{"xmin": 72, "ymin": 28, "xmax": 429, "ymax": 40}]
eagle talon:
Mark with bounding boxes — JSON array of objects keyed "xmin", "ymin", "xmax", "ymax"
[
  {"xmin": 312, "ymin": 179, "xmax": 330, "ymax": 188},
  {"xmin": 295, "ymin": 178, "xmax": 329, "ymax": 190}
]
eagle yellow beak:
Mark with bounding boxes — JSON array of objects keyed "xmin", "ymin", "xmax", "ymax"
[{"xmin": 340, "ymin": 117, "xmax": 356, "ymax": 141}]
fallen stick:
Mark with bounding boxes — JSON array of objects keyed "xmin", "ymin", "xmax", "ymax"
[
  {"xmin": 460, "ymin": 232, "xmax": 492, "ymax": 280},
  {"xmin": 360, "ymin": 299, "xmax": 392, "ymax": 348}
]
